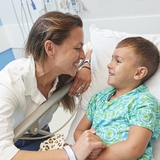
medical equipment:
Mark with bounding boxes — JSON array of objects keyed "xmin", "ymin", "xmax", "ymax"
[{"xmin": 44, "ymin": 0, "xmax": 57, "ymax": 12}]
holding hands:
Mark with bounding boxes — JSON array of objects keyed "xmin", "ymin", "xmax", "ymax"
[{"xmin": 72, "ymin": 129, "xmax": 106, "ymax": 160}]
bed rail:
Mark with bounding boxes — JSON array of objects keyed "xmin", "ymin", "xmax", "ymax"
[{"xmin": 13, "ymin": 82, "xmax": 72, "ymax": 142}]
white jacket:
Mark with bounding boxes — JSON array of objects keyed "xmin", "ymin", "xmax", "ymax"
[{"xmin": 0, "ymin": 55, "xmax": 58, "ymax": 160}]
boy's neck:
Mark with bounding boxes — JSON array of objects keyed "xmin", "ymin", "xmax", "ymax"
[{"xmin": 110, "ymin": 84, "xmax": 141, "ymax": 101}]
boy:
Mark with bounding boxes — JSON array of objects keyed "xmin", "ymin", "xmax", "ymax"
[{"xmin": 74, "ymin": 37, "xmax": 160, "ymax": 160}]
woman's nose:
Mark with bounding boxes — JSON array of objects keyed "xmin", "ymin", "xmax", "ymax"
[{"xmin": 80, "ymin": 49, "xmax": 85, "ymax": 60}]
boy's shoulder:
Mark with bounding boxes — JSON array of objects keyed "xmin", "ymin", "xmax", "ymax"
[{"xmin": 135, "ymin": 84, "xmax": 159, "ymax": 104}]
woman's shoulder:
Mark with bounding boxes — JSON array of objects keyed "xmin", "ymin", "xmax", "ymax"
[
  {"xmin": 0, "ymin": 56, "xmax": 36, "ymax": 96},
  {"xmin": 0, "ymin": 56, "xmax": 35, "ymax": 82}
]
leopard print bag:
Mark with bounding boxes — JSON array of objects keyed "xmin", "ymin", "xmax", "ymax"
[{"xmin": 39, "ymin": 133, "xmax": 68, "ymax": 151}]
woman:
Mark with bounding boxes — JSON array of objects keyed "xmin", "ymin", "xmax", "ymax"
[{"xmin": 0, "ymin": 11, "xmax": 105, "ymax": 160}]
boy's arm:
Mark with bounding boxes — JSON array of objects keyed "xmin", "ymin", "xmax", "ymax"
[
  {"xmin": 74, "ymin": 114, "xmax": 92, "ymax": 141},
  {"xmin": 96, "ymin": 125, "xmax": 152, "ymax": 160},
  {"xmin": 74, "ymin": 114, "xmax": 105, "ymax": 160}
]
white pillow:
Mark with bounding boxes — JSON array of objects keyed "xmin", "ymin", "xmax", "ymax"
[
  {"xmin": 80, "ymin": 25, "xmax": 160, "ymax": 111},
  {"xmin": 66, "ymin": 25, "xmax": 160, "ymax": 151}
]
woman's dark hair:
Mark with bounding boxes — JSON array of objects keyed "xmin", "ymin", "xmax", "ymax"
[{"xmin": 25, "ymin": 11, "xmax": 83, "ymax": 112}]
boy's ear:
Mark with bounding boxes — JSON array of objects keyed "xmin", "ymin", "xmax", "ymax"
[
  {"xmin": 44, "ymin": 40, "xmax": 55, "ymax": 58},
  {"xmin": 134, "ymin": 67, "xmax": 148, "ymax": 80}
]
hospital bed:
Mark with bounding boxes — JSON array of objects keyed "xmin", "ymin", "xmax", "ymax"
[{"xmin": 14, "ymin": 24, "xmax": 160, "ymax": 159}]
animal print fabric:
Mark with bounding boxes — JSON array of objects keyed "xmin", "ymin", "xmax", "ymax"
[{"xmin": 39, "ymin": 134, "xmax": 68, "ymax": 151}]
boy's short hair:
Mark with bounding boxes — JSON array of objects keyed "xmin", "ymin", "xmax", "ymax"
[{"xmin": 116, "ymin": 37, "xmax": 160, "ymax": 83}]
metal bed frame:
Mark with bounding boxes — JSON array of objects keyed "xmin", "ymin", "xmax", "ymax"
[{"xmin": 13, "ymin": 82, "xmax": 72, "ymax": 142}]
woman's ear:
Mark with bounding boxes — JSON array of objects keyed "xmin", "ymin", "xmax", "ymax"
[
  {"xmin": 44, "ymin": 40, "xmax": 55, "ymax": 58},
  {"xmin": 134, "ymin": 67, "xmax": 148, "ymax": 80}
]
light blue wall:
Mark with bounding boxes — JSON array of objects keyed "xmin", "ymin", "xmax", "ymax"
[
  {"xmin": 0, "ymin": 49, "xmax": 15, "ymax": 70},
  {"xmin": 0, "ymin": 16, "xmax": 15, "ymax": 70},
  {"xmin": 0, "ymin": 18, "xmax": 2, "ymax": 26}
]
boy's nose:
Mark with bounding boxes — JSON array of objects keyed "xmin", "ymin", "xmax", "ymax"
[{"xmin": 107, "ymin": 62, "xmax": 112, "ymax": 68}]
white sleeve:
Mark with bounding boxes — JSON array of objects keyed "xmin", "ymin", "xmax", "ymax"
[
  {"xmin": 78, "ymin": 42, "xmax": 93, "ymax": 68},
  {"xmin": 0, "ymin": 84, "xmax": 20, "ymax": 160},
  {"xmin": 83, "ymin": 41, "xmax": 92, "ymax": 54}
]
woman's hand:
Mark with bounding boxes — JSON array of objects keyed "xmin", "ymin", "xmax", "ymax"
[
  {"xmin": 66, "ymin": 49, "xmax": 92, "ymax": 96},
  {"xmin": 85, "ymin": 129, "xmax": 104, "ymax": 160},
  {"xmin": 68, "ymin": 67, "xmax": 91, "ymax": 96},
  {"xmin": 72, "ymin": 129, "xmax": 106, "ymax": 160}
]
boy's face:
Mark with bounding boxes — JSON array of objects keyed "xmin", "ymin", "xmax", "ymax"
[{"xmin": 107, "ymin": 47, "xmax": 140, "ymax": 89}]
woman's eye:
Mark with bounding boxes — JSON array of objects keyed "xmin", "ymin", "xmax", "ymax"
[
  {"xmin": 117, "ymin": 60, "xmax": 121, "ymax": 63},
  {"xmin": 75, "ymin": 48, "xmax": 80, "ymax": 52}
]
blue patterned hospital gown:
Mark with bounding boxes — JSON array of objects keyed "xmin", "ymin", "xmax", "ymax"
[{"xmin": 86, "ymin": 84, "xmax": 160, "ymax": 160}]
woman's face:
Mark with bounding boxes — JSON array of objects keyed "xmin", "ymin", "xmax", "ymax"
[{"xmin": 51, "ymin": 26, "xmax": 85, "ymax": 77}]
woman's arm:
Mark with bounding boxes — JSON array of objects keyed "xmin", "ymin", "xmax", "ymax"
[
  {"xmin": 13, "ymin": 129, "xmax": 106, "ymax": 160},
  {"xmin": 13, "ymin": 149, "xmax": 68, "ymax": 160},
  {"xmin": 68, "ymin": 49, "xmax": 92, "ymax": 96},
  {"xmin": 96, "ymin": 125, "xmax": 152, "ymax": 160}
]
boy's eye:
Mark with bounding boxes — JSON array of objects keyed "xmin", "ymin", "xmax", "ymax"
[{"xmin": 117, "ymin": 59, "xmax": 121, "ymax": 63}]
